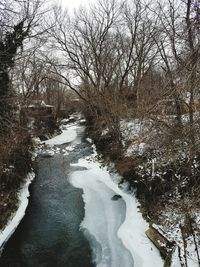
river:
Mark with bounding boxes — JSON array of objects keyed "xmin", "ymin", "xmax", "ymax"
[{"xmin": 0, "ymin": 115, "xmax": 163, "ymax": 267}]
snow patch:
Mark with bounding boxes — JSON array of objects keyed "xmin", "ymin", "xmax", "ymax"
[{"xmin": 126, "ymin": 142, "xmax": 146, "ymax": 157}]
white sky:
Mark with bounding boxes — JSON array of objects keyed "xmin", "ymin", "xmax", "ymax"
[{"xmin": 54, "ymin": 0, "xmax": 93, "ymax": 11}]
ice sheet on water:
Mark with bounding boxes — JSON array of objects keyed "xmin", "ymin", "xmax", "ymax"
[
  {"xmin": 0, "ymin": 172, "xmax": 35, "ymax": 252},
  {"xmin": 70, "ymin": 168, "xmax": 134, "ymax": 267},
  {"xmin": 70, "ymin": 158, "xmax": 163, "ymax": 267},
  {"xmin": 44, "ymin": 129, "xmax": 77, "ymax": 146}
]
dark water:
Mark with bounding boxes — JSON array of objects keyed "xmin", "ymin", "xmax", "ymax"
[{"xmin": 0, "ymin": 124, "xmax": 95, "ymax": 267}]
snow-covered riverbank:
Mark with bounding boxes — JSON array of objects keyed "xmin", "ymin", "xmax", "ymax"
[{"xmin": 0, "ymin": 172, "xmax": 35, "ymax": 253}]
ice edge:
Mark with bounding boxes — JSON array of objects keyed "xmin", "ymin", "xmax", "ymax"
[{"xmin": 0, "ymin": 172, "xmax": 35, "ymax": 252}]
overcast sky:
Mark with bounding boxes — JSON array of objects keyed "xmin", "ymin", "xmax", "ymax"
[{"xmin": 55, "ymin": 0, "xmax": 93, "ymax": 11}]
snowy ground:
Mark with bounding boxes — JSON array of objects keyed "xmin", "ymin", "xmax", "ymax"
[
  {"xmin": 119, "ymin": 119, "xmax": 152, "ymax": 157},
  {"xmin": 153, "ymin": 212, "xmax": 200, "ymax": 267},
  {"xmin": 119, "ymin": 117, "xmax": 200, "ymax": 267},
  {"xmin": 0, "ymin": 172, "xmax": 35, "ymax": 253}
]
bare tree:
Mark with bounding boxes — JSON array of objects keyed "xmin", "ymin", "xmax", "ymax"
[
  {"xmin": 122, "ymin": 0, "xmax": 158, "ymax": 113},
  {"xmin": 50, "ymin": 0, "xmax": 124, "ymax": 140},
  {"xmin": 49, "ymin": 0, "xmax": 159, "ymax": 142}
]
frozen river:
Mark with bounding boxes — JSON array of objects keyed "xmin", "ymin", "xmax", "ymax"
[{"xmin": 0, "ymin": 115, "xmax": 163, "ymax": 267}]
